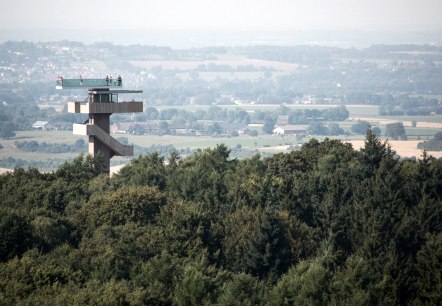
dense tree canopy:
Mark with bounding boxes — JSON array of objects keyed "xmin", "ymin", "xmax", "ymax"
[
  {"xmin": 385, "ymin": 122, "xmax": 407, "ymax": 140},
  {"xmin": 418, "ymin": 131, "xmax": 442, "ymax": 151},
  {"xmin": 0, "ymin": 131, "xmax": 441, "ymax": 305}
]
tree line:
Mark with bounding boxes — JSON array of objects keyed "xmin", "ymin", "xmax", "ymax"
[
  {"xmin": 0, "ymin": 130, "xmax": 441, "ymax": 305},
  {"xmin": 418, "ymin": 132, "xmax": 442, "ymax": 151},
  {"xmin": 15, "ymin": 139, "xmax": 86, "ymax": 153}
]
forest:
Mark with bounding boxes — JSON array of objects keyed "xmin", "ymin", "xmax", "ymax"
[{"xmin": 0, "ymin": 129, "xmax": 441, "ymax": 305}]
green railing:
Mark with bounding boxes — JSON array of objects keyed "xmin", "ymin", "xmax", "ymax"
[{"xmin": 56, "ymin": 78, "xmax": 122, "ymax": 88}]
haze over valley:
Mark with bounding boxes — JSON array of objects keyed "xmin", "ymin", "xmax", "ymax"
[{"xmin": 1, "ymin": 1, "xmax": 442, "ymax": 305}]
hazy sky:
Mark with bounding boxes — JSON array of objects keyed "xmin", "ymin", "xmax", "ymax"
[{"xmin": 2, "ymin": 0, "xmax": 442, "ymax": 32}]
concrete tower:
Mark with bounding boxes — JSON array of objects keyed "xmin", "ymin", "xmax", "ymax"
[{"xmin": 57, "ymin": 77, "xmax": 143, "ymax": 174}]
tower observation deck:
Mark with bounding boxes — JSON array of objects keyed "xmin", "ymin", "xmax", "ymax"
[{"xmin": 57, "ymin": 77, "xmax": 143, "ymax": 174}]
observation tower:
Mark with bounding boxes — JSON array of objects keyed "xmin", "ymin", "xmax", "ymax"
[{"xmin": 56, "ymin": 77, "xmax": 143, "ymax": 174}]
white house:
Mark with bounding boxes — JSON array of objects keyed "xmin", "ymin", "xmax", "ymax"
[
  {"xmin": 273, "ymin": 125, "xmax": 306, "ymax": 136},
  {"xmin": 32, "ymin": 121, "xmax": 54, "ymax": 130}
]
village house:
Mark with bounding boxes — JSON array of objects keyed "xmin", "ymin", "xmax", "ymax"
[
  {"xmin": 273, "ymin": 125, "xmax": 306, "ymax": 136},
  {"xmin": 32, "ymin": 121, "xmax": 54, "ymax": 130},
  {"xmin": 168, "ymin": 124, "xmax": 189, "ymax": 134}
]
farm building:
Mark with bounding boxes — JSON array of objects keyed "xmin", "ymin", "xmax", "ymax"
[
  {"xmin": 273, "ymin": 125, "xmax": 306, "ymax": 136},
  {"xmin": 32, "ymin": 121, "xmax": 54, "ymax": 130}
]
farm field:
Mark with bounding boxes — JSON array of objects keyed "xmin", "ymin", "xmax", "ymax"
[
  {"xmin": 0, "ymin": 130, "xmax": 298, "ymax": 160},
  {"xmin": 1, "ymin": 102, "xmax": 441, "ymax": 172},
  {"xmin": 405, "ymin": 127, "xmax": 441, "ymax": 139},
  {"xmin": 37, "ymin": 103, "xmax": 65, "ymax": 112},
  {"xmin": 126, "ymin": 134, "xmax": 299, "ymax": 150},
  {"xmin": 383, "ymin": 115, "xmax": 442, "ymax": 123},
  {"xmin": 1, "ymin": 128, "xmax": 440, "ymax": 172},
  {"xmin": 349, "ymin": 140, "xmax": 442, "ymax": 159},
  {"xmin": 350, "ymin": 116, "xmax": 442, "ymax": 128},
  {"xmin": 0, "ymin": 131, "xmax": 84, "ymax": 168},
  {"xmin": 154, "ymin": 104, "xmax": 380, "ymax": 117},
  {"xmin": 6, "ymin": 130, "xmax": 84, "ymax": 144},
  {"xmin": 129, "ymin": 56, "xmax": 299, "ymax": 72},
  {"xmin": 259, "ymin": 140, "xmax": 442, "ymax": 159},
  {"xmin": 176, "ymin": 71, "xmax": 288, "ymax": 81}
]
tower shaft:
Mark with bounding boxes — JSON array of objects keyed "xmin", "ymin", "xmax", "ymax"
[
  {"xmin": 59, "ymin": 78, "xmax": 143, "ymax": 175},
  {"xmin": 88, "ymin": 113, "xmax": 112, "ymax": 172}
]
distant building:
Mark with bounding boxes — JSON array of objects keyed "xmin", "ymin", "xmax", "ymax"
[
  {"xmin": 273, "ymin": 125, "xmax": 306, "ymax": 136},
  {"xmin": 111, "ymin": 122, "xmax": 190, "ymax": 135},
  {"xmin": 32, "ymin": 121, "xmax": 54, "ymax": 130},
  {"xmin": 168, "ymin": 124, "xmax": 189, "ymax": 134}
]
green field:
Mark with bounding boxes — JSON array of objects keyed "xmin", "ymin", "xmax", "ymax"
[
  {"xmin": 405, "ymin": 127, "xmax": 441, "ymax": 139},
  {"xmin": 0, "ymin": 131, "xmax": 84, "ymax": 163},
  {"xmin": 378, "ymin": 115, "xmax": 442, "ymax": 123},
  {"xmin": 125, "ymin": 134, "xmax": 301, "ymax": 150},
  {"xmin": 1, "ymin": 111, "xmax": 440, "ymax": 171},
  {"xmin": 154, "ymin": 104, "xmax": 380, "ymax": 118},
  {"xmin": 176, "ymin": 71, "xmax": 288, "ymax": 81},
  {"xmin": 10, "ymin": 130, "xmax": 84, "ymax": 144},
  {"xmin": 0, "ymin": 131, "xmax": 304, "ymax": 168}
]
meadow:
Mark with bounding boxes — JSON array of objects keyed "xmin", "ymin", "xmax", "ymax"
[
  {"xmin": 175, "ymin": 71, "xmax": 288, "ymax": 81},
  {"xmin": 1, "ymin": 125, "xmax": 439, "ymax": 173},
  {"xmin": 129, "ymin": 55, "xmax": 299, "ymax": 72},
  {"xmin": 154, "ymin": 104, "xmax": 380, "ymax": 117},
  {"xmin": 1, "ymin": 102, "xmax": 441, "ymax": 171}
]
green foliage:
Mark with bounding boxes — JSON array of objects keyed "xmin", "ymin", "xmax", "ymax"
[
  {"xmin": 218, "ymin": 273, "xmax": 266, "ymax": 305},
  {"xmin": 168, "ymin": 144, "xmax": 234, "ymax": 206},
  {"xmin": 327, "ymin": 256, "xmax": 371, "ymax": 305},
  {"xmin": 412, "ymin": 233, "xmax": 442, "ymax": 305},
  {"xmin": 78, "ymin": 186, "xmax": 165, "ymax": 230},
  {"xmin": 132, "ymin": 251, "xmax": 179, "ymax": 304},
  {"xmin": 31, "ymin": 215, "xmax": 70, "ymax": 251},
  {"xmin": 153, "ymin": 200, "xmax": 220, "ymax": 261},
  {"xmin": 351, "ymin": 120, "xmax": 370, "ymax": 134},
  {"xmin": 0, "ymin": 121, "xmax": 16, "ymax": 139},
  {"xmin": 0, "ymin": 209, "xmax": 32, "ymax": 261},
  {"xmin": 271, "ymin": 256, "xmax": 331, "ymax": 305},
  {"xmin": 114, "ymin": 152, "xmax": 167, "ymax": 190},
  {"xmin": 242, "ymin": 208, "xmax": 291, "ymax": 280},
  {"xmin": 360, "ymin": 128, "xmax": 395, "ymax": 175},
  {"xmin": 222, "ymin": 207, "xmax": 261, "ymax": 272},
  {"xmin": 418, "ymin": 131, "xmax": 442, "ymax": 151},
  {"xmin": 0, "ymin": 134, "xmax": 441, "ymax": 304},
  {"xmin": 262, "ymin": 114, "xmax": 276, "ymax": 134},
  {"xmin": 372, "ymin": 126, "xmax": 381, "ymax": 136},
  {"xmin": 55, "ymin": 153, "xmax": 104, "ymax": 182},
  {"xmin": 15, "ymin": 139, "xmax": 86, "ymax": 153},
  {"xmin": 307, "ymin": 121, "xmax": 328, "ymax": 135},
  {"xmin": 0, "ymin": 167, "xmax": 52, "ymax": 210},
  {"xmin": 327, "ymin": 122, "xmax": 345, "ymax": 136},
  {"xmin": 173, "ymin": 256, "xmax": 228, "ymax": 306},
  {"xmin": 385, "ymin": 122, "xmax": 407, "ymax": 140}
]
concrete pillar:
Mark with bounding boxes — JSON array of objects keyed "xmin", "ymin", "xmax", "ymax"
[{"xmin": 88, "ymin": 101, "xmax": 112, "ymax": 174}]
